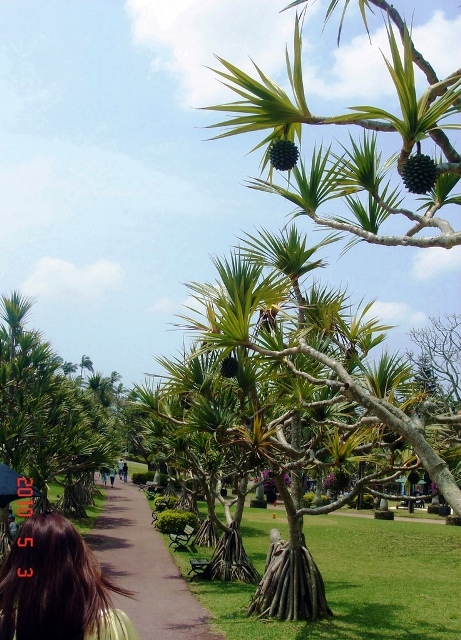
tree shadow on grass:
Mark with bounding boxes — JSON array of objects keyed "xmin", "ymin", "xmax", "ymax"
[
  {"xmin": 195, "ymin": 579, "xmax": 255, "ymax": 598},
  {"xmin": 293, "ymin": 600, "xmax": 455, "ymax": 640}
]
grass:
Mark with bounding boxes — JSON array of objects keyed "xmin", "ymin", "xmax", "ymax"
[
  {"xmin": 164, "ymin": 503, "xmax": 461, "ymax": 640},
  {"xmin": 11, "ymin": 476, "xmax": 106, "ymax": 537},
  {"xmin": 125, "ymin": 460, "xmax": 148, "ymax": 476}
]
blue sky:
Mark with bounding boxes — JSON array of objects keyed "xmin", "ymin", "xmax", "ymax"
[{"xmin": 0, "ymin": 1, "xmax": 460, "ymax": 387}]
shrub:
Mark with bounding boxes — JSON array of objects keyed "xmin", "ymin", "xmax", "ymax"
[
  {"xmin": 156, "ymin": 510, "xmax": 198, "ymax": 534},
  {"xmin": 323, "ymin": 470, "xmax": 350, "ymax": 494},
  {"xmin": 427, "ymin": 504, "xmax": 440, "ymax": 514},
  {"xmin": 303, "ymin": 492, "xmax": 329, "ymax": 507},
  {"xmin": 374, "ymin": 511, "xmax": 394, "ymax": 520},
  {"xmin": 347, "ymin": 494, "xmax": 375, "ymax": 509},
  {"xmin": 261, "ymin": 469, "xmax": 291, "ymax": 495},
  {"xmin": 152, "ymin": 494, "xmax": 178, "ymax": 512},
  {"xmin": 131, "ymin": 471, "xmax": 156, "ymax": 485}
]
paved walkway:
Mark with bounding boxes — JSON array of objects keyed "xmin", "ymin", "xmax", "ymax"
[{"xmin": 85, "ymin": 479, "xmax": 224, "ymax": 640}]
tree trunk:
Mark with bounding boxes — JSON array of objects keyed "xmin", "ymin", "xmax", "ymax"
[
  {"xmin": 290, "ymin": 412, "xmax": 304, "ymax": 511},
  {"xmin": 33, "ymin": 484, "xmax": 52, "ymax": 513},
  {"xmin": 0, "ymin": 508, "xmax": 11, "ymax": 566},
  {"xmin": 56, "ymin": 477, "xmax": 88, "ymax": 519},
  {"xmin": 176, "ymin": 487, "xmax": 201, "ymax": 519},
  {"xmin": 248, "ymin": 473, "xmax": 332, "ymax": 621},
  {"xmin": 204, "ymin": 520, "xmax": 260, "ymax": 583},
  {"xmin": 78, "ymin": 472, "xmax": 96, "ymax": 505},
  {"xmin": 194, "ymin": 516, "xmax": 219, "ymax": 548},
  {"xmin": 300, "ymin": 340, "xmax": 461, "ymax": 518}
]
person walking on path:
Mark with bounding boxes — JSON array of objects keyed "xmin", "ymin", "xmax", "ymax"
[
  {"xmin": 123, "ymin": 461, "xmax": 128, "ymax": 483},
  {"xmin": 86, "ymin": 478, "xmax": 224, "ymax": 640},
  {"xmin": 109, "ymin": 468, "xmax": 116, "ymax": 488},
  {"xmin": 101, "ymin": 468, "xmax": 108, "ymax": 486},
  {"xmin": 118, "ymin": 458, "xmax": 125, "ymax": 480}
]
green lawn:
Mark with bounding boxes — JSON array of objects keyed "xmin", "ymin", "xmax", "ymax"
[
  {"xmin": 126, "ymin": 459, "xmax": 148, "ymax": 477},
  {"xmin": 10, "ymin": 476, "xmax": 106, "ymax": 537},
  {"xmin": 166, "ymin": 504, "xmax": 461, "ymax": 640}
]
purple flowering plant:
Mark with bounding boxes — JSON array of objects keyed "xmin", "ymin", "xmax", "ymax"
[
  {"xmin": 322, "ymin": 473, "xmax": 336, "ymax": 490},
  {"xmin": 262, "ymin": 469, "xmax": 291, "ymax": 494},
  {"xmin": 430, "ymin": 482, "xmax": 439, "ymax": 494}
]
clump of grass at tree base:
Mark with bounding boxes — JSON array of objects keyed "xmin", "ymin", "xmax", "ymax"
[{"xmin": 167, "ymin": 502, "xmax": 461, "ymax": 640}]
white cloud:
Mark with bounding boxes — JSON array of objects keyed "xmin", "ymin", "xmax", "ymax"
[
  {"xmin": 411, "ymin": 246, "xmax": 461, "ymax": 281},
  {"xmin": 125, "ymin": 2, "xmax": 461, "ymax": 106},
  {"xmin": 305, "ymin": 11, "xmax": 461, "ymax": 102},
  {"xmin": 365, "ymin": 301, "xmax": 426, "ymax": 328},
  {"xmin": 148, "ymin": 297, "xmax": 178, "ymax": 314},
  {"xmin": 20, "ymin": 258, "xmax": 123, "ymax": 300},
  {"xmin": 0, "ymin": 78, "xmax": 23, "ymax": 126},
  {"xmin": 125, "ymin": 0, "xmax": 305, "ymax": 107}
]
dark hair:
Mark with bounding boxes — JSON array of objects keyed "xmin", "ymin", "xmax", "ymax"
[{"xmin": 0, "ymin": 511, "xmax": 132, "ymax": 640}]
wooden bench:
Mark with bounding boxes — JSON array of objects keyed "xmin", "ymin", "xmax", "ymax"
[
  {"xmin": 168, "ymin": 524, "xmax": 194, "ymax": 550},
  {"xmin": 188, "ymin": 558, "xmax": 210, "ymax": 580},
  {"xmin": 151, "ymin": 502, "xmax": 168, "ymax": 526},
  {"xmin": 396, "ymin": 499, "xmax": 425, "ymax": 509},
  {"xmin": 147, "ymin": 485, "xmax": 165, "ymax": 497},
  {"xmin": 138, "ymin": 481, "xmax": 155, "ymax": 491}
]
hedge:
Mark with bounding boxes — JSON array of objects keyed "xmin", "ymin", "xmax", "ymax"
[
  {"xmin": 303, "ymin": 492, "xmax": 329, "ymax": 507},
  {"xmin": 347, "ymin": 493, "xmax": 375, "ymax": 509},
  {"xmin": 151, "ymin": 494, "xmax": 178, "ymax": 512},
  {"xmin": 156, "ymin": 510, "xmax": 199, "ymax": 534},
  {"xmin": 131, "ymin": 471, "xmax": 156, "ymax": 485}
]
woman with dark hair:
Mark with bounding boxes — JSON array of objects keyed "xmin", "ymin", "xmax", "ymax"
[{"xmin": 0, "ymin": 511, "xmax": 139, "ymax": 640}]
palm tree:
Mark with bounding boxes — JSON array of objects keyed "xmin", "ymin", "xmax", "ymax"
[
  {"xmin": 79, "ymin": 354, "xmax": 94, "ymax": 379},
  {"xmin": 61, "ymin": 361, "xmax": 78, "ymax": 376},
  {"xmin": 110, "ymin": 371, "xmax": 122, "ymax": 386}
]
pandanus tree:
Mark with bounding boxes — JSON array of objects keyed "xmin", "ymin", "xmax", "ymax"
[
  {"xmin": 174, "ymin": 221, "xmax": 461, "ymax": 621},
  {"xmin": 0, "ymin": 292, "xmax": 118, "ymax": 516},
  {"xmin": 134, "ymin": 351, "xmax": 262, "ymax": 582},
  {"xmin": 204, "ymin": 1, "xmax": 461, "ymax": 250},
  {"xmin": 0, "ymin": 292, "xmax": 71, "ymax": 478},
  {"xmin": 201, "ymin": 0, "xmax": 461, "ymax": 515}
]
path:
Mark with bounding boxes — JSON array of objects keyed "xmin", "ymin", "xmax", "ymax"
[
  {"xmin": 85, "ymin": 479, "xmax": 224, "ymax": 640},
  {"xmin": 333, "ymin": 509, "xmax": 445, "ymax": 524}
]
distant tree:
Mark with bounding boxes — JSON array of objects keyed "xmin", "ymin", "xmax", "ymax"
[
  {"xmin": 79, "ymin": 354, "xmax": 94, "ymax": 379},
  {"xmin": 0, "ymin": 293, "xmax": 118, "ymax": 526},
  {"xmin": 413, "ymin": 354, "xmax": 438, "ymax": 396},
  {"xmin": 85, "ymin": 372, "xmax": 113, "ymax": 408},
  {"xmin": 409, "ymin": 314, "xmax": 461, "ymax": 409},
  {"xmin": 110, "ymin": 371, "xmax": 122, "ymax": 386},
  {"xmin": 61, "ymin": 361, "xmax": 78, "ymax": 376}
]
